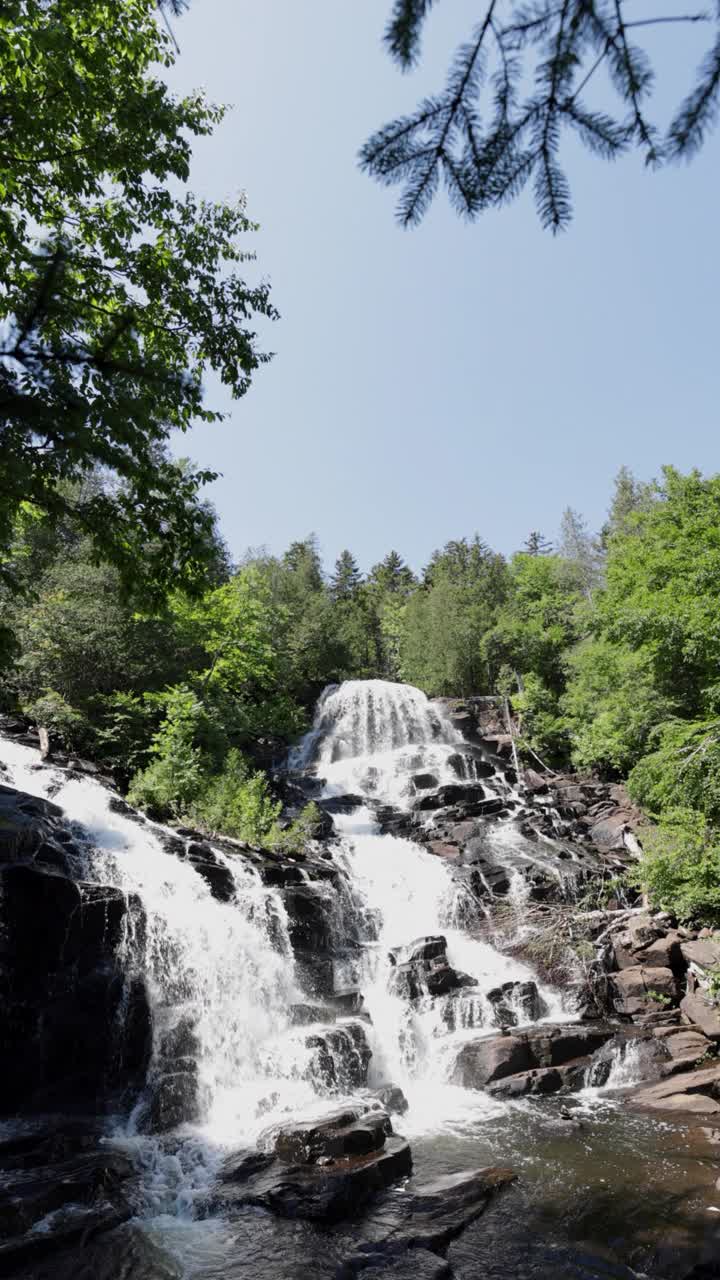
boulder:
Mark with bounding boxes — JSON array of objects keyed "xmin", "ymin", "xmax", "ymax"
[
  {"xmin": 305, "ymin": 1019, "xmax": 372, "ymax": 1092},
  {"xmin": 680, "ymin": 992, "xmax": 720, "ymax": 1041},
  {"xmin": 145, "ymin": 1068, "xmax": 200, "ymax": 1132},
  {"xmin": 486, "ymin": 980, "xmax": 546, "ymax": 1028},
  {"xmin": 636, "ymin": 931, "xmax": 684, "ymax": 973},
  {"xmin": 373, "ymin": 1085, "xmax": 409, "ymax": 1116},
  {"xmin": 609, "ymin": 966, "xmax": 677, "ymax": 1018},
  {"xmin": 411, "ymin": 774, "xmax": 438, "ymax": 791},
  {"xmin": 681, "ymin": 939, "xmax": 720, "ymax": 971},
  {"xmin": 633, "ymin": 1063, "xmax": 720, "ymax": 1114},
  {"xmin": 451, "ymin": 1034, "xmax": 534, "ymax": 1088},
  {"xmin": 281, "ymin": 884, "xmax": 337, "ymax": 952},
  {"xmin": 657, "ymin": 1027, "xmax": 712, "ymax": 1061},
  {"xmin": 451, "ymin": 1025, "xmax": 614, "ymax": 1090},
  {"xmin": 270, "ymin": 1109, "xmax": 390, "ymax": 1163},
  {"xmin": 211, "ymin": 1135, "xmax": 413, "ymax": 1222}
]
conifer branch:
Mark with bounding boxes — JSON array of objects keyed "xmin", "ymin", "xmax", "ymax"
[{"xmin": 364, "ymin": 0, "xmax": 720, "ymax": 227}]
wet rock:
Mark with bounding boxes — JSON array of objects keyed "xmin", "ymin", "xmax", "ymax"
[
  {"xmin": 0, "ymin": 853, "xmax": 151, "ymax": 1110},
  {"xmin": 145, "ymin": 1068, "xmax": 200, "ymax": 1132},
  {"xmin": 486, "ymin": 980, "xmax": 546, "ymax": 1028},
  {"xmin": 389, "ymin": 937, "xmax": 446, "ymax": 966},
  {"xmin": 270, "ymin": 1109, "xmax": 390, "ymax": 1163},
  {"xmin": 338, "ymin": 1249, "xmax": 452, "ymax": 1278},
  {"xmin": 281, "ymin": 883, "xmax": 336, "ymax": 952},
  {"xmin": 0, "ymin": 1134, "xmax": 135, "ymax": 1276},
  {"xmin": 321, "ymin": 795, "xmax": 365, "ymax": 814},
  {"xmin": 451, "ymin": 1025, "xmax": 614, "ymax": 1089},
  {"xmin": 522, "ymin": 769, "xmax": 549, "ymax": 795},
  {"xmin": 486, "ymin": 1065, "xmax": 566, "ymax": 1098},
  {"xmin": 609, "ymin": 965, "xmax": 677, "ymax": 1018},
  {"xmin": 305, "ymin": 1019, "xmax": 372, "ymax": 1091},
  {"xmin": 452, "ymin": 1033, "xmax": 534, "ymax": 1088},
  {"xmin": 412, "ymin": 773, "xmax": 438, "ymax": 791},
  {"xmin": 373, "ymin": 1085, "xmax": 409, "ymax": 1116},
  {"xmin": 290, "ymin": 1002, "xmax": 337, "ymax": 1026},
  {"xmin": 339, "ymin": 1166, "xmax": 517, "ymax": 1269},
  {"xmin": 211, "ymin": 1135, "xmax": 413, "ymax": 1221},
  {"xmin": 680, "ymin": 992, "xmax": 720, "ymax": 1041},
  {"xmin": 178, "ymin": 841, "xmax": 235, "ymax": 901}
]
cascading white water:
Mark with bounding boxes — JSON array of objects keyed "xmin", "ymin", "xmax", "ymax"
[
  {"xmin": 291, "ymin": 678, "xmax": 475, "ymax": 807},
  {"xmin": 0, "ymin": 739, "xmax": 336, "ymax": 1215},
  {"xmin": 295, "ymin": 680, "xmax": 569, "ymax": 1130},
  {"xmin": 0, "ymin": 678, "xmax": 571, "ymax": 1212}
]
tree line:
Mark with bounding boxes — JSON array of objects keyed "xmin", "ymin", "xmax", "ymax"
[{"xmin": 4, "ymin": 464, "xmax": 720, "ymax": 922}]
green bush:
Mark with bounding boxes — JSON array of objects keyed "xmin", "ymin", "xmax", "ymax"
[
  {"xmin": 634, "ymin": 808, "xmax": 720, "ymax": 924},
  {"xmin": 628, "ymin": 718, "xmax": 720, "ymax": 825},
  {"xmin": 127, "ymin": 686, "xmax": 216, "ymax": 819},
  {"xmin": 561, "ymin": 639, "xmax": 674, "ymax": 775},
  {"xmin": 22, "ymin": 689, "xmax": 89, "ymax": 751},
  {"xmin": 511, "ymin": 673, "xmax": 570, "ymax": 767}
]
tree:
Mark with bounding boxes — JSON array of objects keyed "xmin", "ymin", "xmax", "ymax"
[
  {"xmin": 362, "ymin": 1, "xmax": 720, "ymax": 230},
  {"xmin": 558, "ymin": 507, "xmax": 603, "ymax": 597},
  {"xmin": 330, "ymin": 550, "xmax": 363, "ymax": 600},
  {"xmin": 0, "ymin": 0, "xmax": 275, "ymax": 602},
  {"xmin": 401, "ymin": 537, "xmax": 509, "ymax": 695},
  {"xmin": 367, "ymin": 550, "xmax": 416, "ymax": 596},
  {"xmin": 602, "ymin": 466, "xmax": 655, "ymax": 544},
  {"xmin": 524, "ymin": 531, "xmax": 553, "ymax": 556}
]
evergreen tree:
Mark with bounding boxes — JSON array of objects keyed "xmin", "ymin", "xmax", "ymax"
[
  {"xmin": 368, "ymin": 551, "xmax": 416, "ymax": 595},
  {"xmin": 602, "ymin": 466, "xmax": 655, "ymax": 543},
  {"xmin": 362, "ymin": 2, "xmax": 720, "ymax": 230},
  {"xmin": 558, "ymin": 507, "xmax": 603, "ymax": 597},
  {"xmin": 524, "ymin": 531, "xmax": 553, "ymax": 556},
  {"xmin": 330, "ymin": 550, "xmax": 363, "ymax": 600}
]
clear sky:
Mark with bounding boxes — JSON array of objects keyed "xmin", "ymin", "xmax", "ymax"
[{"xmin": 164, "ymin": 0, "xmax": 719, "ymax": 573}]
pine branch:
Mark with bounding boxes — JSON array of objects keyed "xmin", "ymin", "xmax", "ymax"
[
  {"xmin": 365, "ymin": 0, "xmax": 720, "ymax": 228},
  {"xmin": 668, "ymin": 30, "xmax": 720, "ymax": 156},
  {"xmin": 385, "ymin": 0, "xmax": 439, "ymax": 68}
]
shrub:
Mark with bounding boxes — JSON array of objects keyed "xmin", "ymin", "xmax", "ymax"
[{"xmin": 633, "ymin": 808, "xmax": 720, "ymax": 924}]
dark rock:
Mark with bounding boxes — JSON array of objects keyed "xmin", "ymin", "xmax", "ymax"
[
  {"xmin": 145, "ymin": 1068, "xmax": 200, "ymax": 1132},
  {"xmin": 486, "ymin": 980, "xmax": 546, "ymax": 1028},
  {"xmin": 0, "ymin": 851, "xmax": 151, "ymax": 1110},
  {"xmin": 211, "ymin": 1135, "xmax": 413, "ymax": 1221},
  {"xmin": 374, "ymin": 1085, "xmax": 409, "ymax": 1116},
  {"xmin": 339, "ymin": 1166, "xmax": 517, "ymax": 1268},
  {"xmin": 178, "ymin": 841, "xmax": 236, "ymax": 901},
  {"xmin": 271, "ymin": 1109, "xmax": 390, "ymax": 1163},
  {"xmin": 389, "ymin": 937, "xmax": 446, "ymax": 967},
  {"xmin": 338, "ymin": 1249, "xmax": 451, "ymax": 1278},
  {"xmin": 0, "ymin": 1139, "xmax": 135, "ymax": 1277},
  {"xmin": 305, "ymin": 1019, "xmax": 372, "ymax": 1091},
  {"xmin": 452, "ymin": 1025, "xmax": 614, "ymax": 1089},
  {"xmin": 282, "ymin": 883, "xmax": 336, "ymax": 952},
  {"xmin": 412, "ymin": 773, "xmax": 439, "ymax": 791},
  {"xmin": 321, "ymin": 795, "xmax": 365, "ymax": 814}
]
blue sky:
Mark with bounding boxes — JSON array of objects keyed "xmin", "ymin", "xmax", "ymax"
[{"xmin": 165, "ymin": 0, "xmax": 719, "ymax": 573}]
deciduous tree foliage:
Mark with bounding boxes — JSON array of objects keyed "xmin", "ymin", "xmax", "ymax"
[{"xmin": 0, "ymin": 0, "xmax": 275, "ymax": 600}]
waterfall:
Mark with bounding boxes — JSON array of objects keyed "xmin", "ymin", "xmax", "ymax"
[
  {"xmin": 296, "ymin": 681, "xmax": 568, "ymax": 1125},
  {"xmin": 0, "ymin": 678, "xmax": 572, "ymax": 1218}
]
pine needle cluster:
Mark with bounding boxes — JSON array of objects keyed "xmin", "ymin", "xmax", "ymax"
[{"xmin": 361, "ymin": 0, "xmax": 719, "ymax": 229}]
